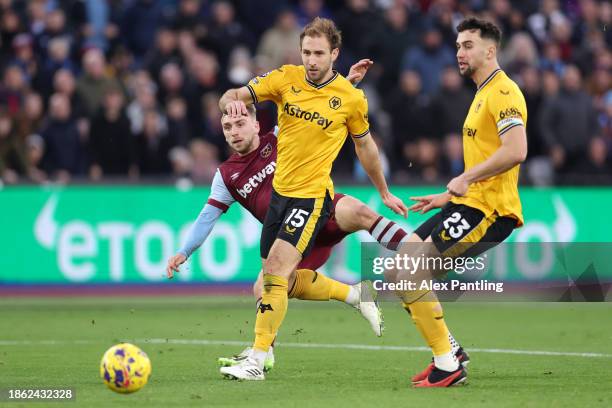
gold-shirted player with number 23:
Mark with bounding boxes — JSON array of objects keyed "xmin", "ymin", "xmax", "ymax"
[
  {"xmin": 218, "ymin": 17, "xmax": 407, "ymax": 380},
  {"xmin": 399, "ymin": 17, "xmax": 528, "ymax": 387}
]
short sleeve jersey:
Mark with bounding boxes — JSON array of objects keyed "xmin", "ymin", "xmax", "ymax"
[
  {"xmin": 246, "ymin": 64, "xmax": 369, "ymax": 199},
  {"xmin": 451, "ymin": 69, "xmax": 527, "ymax": 226}
]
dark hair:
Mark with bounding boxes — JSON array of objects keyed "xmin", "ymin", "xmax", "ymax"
[
  {"xmin": 456, "ymin": 17, "xmax": 502, "ymax": 46},
  {"xmin": 300, "ymin": 17, "xmax": 342, "ymax": 50}
]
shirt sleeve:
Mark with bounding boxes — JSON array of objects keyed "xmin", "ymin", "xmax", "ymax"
[
  {"xmin": 246, "ymin": 66, "xmax": 287, "ymax": 105},
  {"xmin": 348, "ymin": 91, "xmax": 370, "ymax": 139},
  {"xmin": 206, "ymin": 169, "xmax": 236, "ymax": 212},
  {"xmin": 177, "ymin": 204, "xmax": 224, "ymax": 258},
  {"xmin": 177, "ymin": 170, "xmax": 235, "ymax": 258},
  {"xmin": 488, "ymin": 86, "xmax": 528, "ymax": 137}
]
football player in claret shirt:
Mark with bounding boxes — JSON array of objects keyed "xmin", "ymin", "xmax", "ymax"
[
  {"xmin": 216, "ymin": 17, "xmax": 407, "ymax": 380},
  {"xmin": 396, "ymin": 17, "xmax": 528, "ymax": 387}
]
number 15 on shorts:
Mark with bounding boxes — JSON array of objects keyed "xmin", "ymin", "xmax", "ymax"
[{"xmin": 285, "ymin": 209, "xmax": 310, "ymax": 228}]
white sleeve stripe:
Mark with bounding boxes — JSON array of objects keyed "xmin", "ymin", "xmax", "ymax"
[
  {"xmin": 498, "ymin": 122, "xmax": 523, "ymax": 137},
  {"xmin": 497, "ymin": 117, "xmax": 524, "ymax": 132},
  {"xmin": 209, "ymin": 169, "xmax": 236, "ymax": 208}
]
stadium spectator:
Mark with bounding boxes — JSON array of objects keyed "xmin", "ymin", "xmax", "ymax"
[
  {"xmin": 539, "ymin": 65, "xmax": 600, "ymax": 176},
  {"xmin": 499, "ymin": 32, "xmax": 539, "ymax": 77},
  {"xmin": 166, "ymin": 96, "xmax": 192, "ymax": 147},
  {"xmin": 35, "ymin": 8, "xmax": 69, "ymax": 56},
  {"xmin": 40, "ymin": 93, "xmax": 85, "ymax": 181},
  {"xmin": 10, "ymin": 33, "xmax": 39, "ymax": 84},
  {"xmin": 206, "ymin": 0, "xmax": 255, "ymax": 68},
  {"xmin": 134, "ymin": 109, "xmax": 176, "ymax": 176},
  {"xmin": 295, "ymin": 0, "xmax": 333, "ymax": 28},
  {"xmin": 0, "ymin": 65, "xmax": 27, "ymax": 117},
  {"xmin": 174, "ymin": 0, "xmax": 208, "ymax": 37},
  {"xmin": 430, "ymin": 66, "xmax": 472, "ymax": 139},
  {"xmin": 158, "ymin": 62, "xmax": 187, "ymax": 105},
  {"xmin": 189, "ymin": 138, "xmax": 219, "ymax": 182},
  {"xmin": 400, "ymin": 25, "xmax": 455, "ymax": 95},
  {"xmin": 126, "ymin": 72, "xmax": 162, "ymax": 135},
  {"xmin": 38, "ymin": 36, "xmax": 75, "ymax": 98},
  {"xmin": 88, "ymin": 88, "xmax": 134, "ymax": 180},
  {"xmin": 0, "ymin": 109, "xmax": 27, "ymax": 183},
  {"xmin": 185, "ymin": 50, "xmax": 223, "ymax": 133},
  {"xmin": 384, "ymin": 70, "xmax": 434, "ymax": 176},
  {"xmin": 375, "ymin": 3, "xmax": 421, "ymax": 93},
  {"xmin": 15, "ymin": 91, "xmax": 44, "ymax": 151},
  {"xmin": 76, "ymin": 48, "xmax": 122, "ymax": 118},
  {"xmin": 26, "ymin": 133, "xmax": 46, "ymax": 183},
  {"xmin": 226, "ymin": 46, "xmax": 253, "ymax": 87},
  {"xmin": 121, "ymin": 0, "xmax": 166, "ymax": 61},
  {"xmin": 0, "ymin": 8, "xmax": 23, "ymax": 62},
  {"xmin": 440, "ymin": 132, "xmax": 463, "ymax": 178},
  {"xmin": 53, "ymin": 68, "xmax": 86, "ymax": 120},
  {"xmin": 145, "ymin": 26, "xmax": 182, "ymax": 84},
  {"xmin": 335, "ymin": 0, "xmax": 383, "ymax": 65},
  {"xmin": 255, "ymin": 9, "xmax": 301, "ymax": 72}
]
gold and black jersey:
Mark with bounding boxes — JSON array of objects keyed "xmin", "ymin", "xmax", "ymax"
[
  {"xmin": 247, "ymin": 64, "xmax": 369, "ymax": 198},
  {"xmin": 451, "ymin": 69, "xmax": 527, "ymax": 226}
]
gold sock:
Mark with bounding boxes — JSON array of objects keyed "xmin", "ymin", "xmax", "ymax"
[
  {"xmin": 402, "ymin": 291, "xmax": 451, "ymax": 356},
  {"xmin": 288, "ymin": 269, "xmax": 350, "ymax": 302},
  {"xmin": 253, "ymin": 274, "xmax": 288, "ymax": 352}
]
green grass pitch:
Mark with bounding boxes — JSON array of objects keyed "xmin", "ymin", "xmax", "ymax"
[{"xmin": 1, "ymin": 296, "xmax": 611, "ymax": 407}]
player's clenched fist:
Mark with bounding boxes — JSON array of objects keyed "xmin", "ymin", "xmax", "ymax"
[
  {"xmin": 166, "ymin": 253, "xmax": 187, "ymax": 279},
  {"xmin": 224, "ymin": 100, "xmax": 249, "ymax": 117}
]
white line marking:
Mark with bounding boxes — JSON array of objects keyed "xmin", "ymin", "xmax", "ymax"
[{"xmin": 0, "ymin": 338, "xmax": 610, "ymax": 359}]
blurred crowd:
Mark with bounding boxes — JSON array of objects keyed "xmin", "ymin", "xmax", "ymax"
[{"xmin": 0, "ymin": 0, "xmax": 610, "ymax": 186}]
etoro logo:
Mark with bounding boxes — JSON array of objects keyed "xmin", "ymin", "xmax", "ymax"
[{"xmin": 33, "ymin": 195, "xmax": 254, "ymax": 283}]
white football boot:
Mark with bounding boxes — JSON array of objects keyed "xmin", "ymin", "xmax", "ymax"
[
  {"xmin": 218, "ymin": 346, "xmax": 275, "ymax": 372},
  {"xmin": 352, "ymin": 280, "xmax": 384, "ymax": 337},
  {"xmin": 220, "ymin": 356, "xmax": 265, "ymax": 381}
]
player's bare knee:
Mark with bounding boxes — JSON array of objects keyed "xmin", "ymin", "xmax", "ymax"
[
  {"xmin": 263, "ymin": 254, "xmax": 290, "ymax": 277},
  {"xmin": 356, "ymin": 203, "xmax": 378, "ymax": 230}
]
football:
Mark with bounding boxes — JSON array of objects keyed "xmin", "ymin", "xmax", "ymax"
[{"xmin": 100, "ymin": 343, "xmax": 152, "ymax": 393}]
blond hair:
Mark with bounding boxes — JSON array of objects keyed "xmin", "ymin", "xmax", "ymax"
[{"xmin": 300, "ymin": 17, "xmax": 342, "ymax": 50}]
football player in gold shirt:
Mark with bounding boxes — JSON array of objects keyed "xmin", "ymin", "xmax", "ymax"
[
  {"xmin": 397, "ymin": 17, "xmax": 528, "ymax": 387},
  {"xmin": 218, "ymin": 17, "xmax": 407, "ymax": 380}
]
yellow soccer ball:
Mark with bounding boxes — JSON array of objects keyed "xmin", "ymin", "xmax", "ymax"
[{"xmin": 100, "ymin": 343, "xmax": 151, "ymax": 393}]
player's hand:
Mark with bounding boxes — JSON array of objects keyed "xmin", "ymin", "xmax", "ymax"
[
  {"xmin": 166, "ymin": 253, "xmax": 187, "ymax": 279},
  {"xmin": 447, "ymin": 175, "xmax": 470, "ymax": 197},
  {"xmin": 409, "ymin": 192, "xmax": 451, "ymax": 214},
  {"xmin": 347, "ymin": 59, "xmax": 373, "ymax": 85},
  {"xmin": 224, "ymin": 100, "xmax": 248, "ymax": 117},
  {"xmin": 382, "ymin": 192, "xmax": 408, "ymax": 218}
]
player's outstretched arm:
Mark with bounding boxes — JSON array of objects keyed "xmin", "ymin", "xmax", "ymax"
[
  {"xmin": 166, "ymin": 171, "xmax": 236, "ymax": 279},
  {"xmin": 218, "ymin": 87, "xmax": 254, "ymax": 117},
  {"xmin": 353, "ymin": 133, "xmax": 408, "ymax": 217},
  {"xmin": 447, "ymin": 126, "xmax": 527, "ymax": 196},
  {"xmin": 165, "ymin": 204, "xmax": 225, "ymax": 279}
]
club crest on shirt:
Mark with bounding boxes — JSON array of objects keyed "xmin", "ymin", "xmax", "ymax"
[
  {"xmin": 329, "ymin": 96, "xmax": 341, "ymax": 110},
  {"xmin": 260, "ymin": 143, "xmax": 273, "ymax": 158}
]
